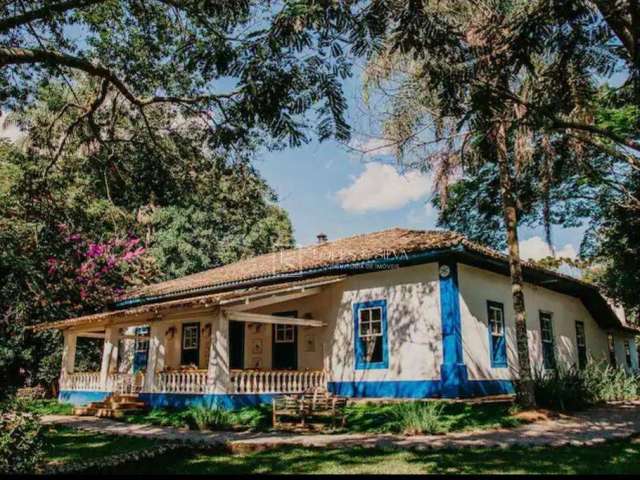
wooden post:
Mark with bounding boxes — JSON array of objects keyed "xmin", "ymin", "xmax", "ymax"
[
  {"xmin": 99, "ymin": 327, "xmax": 119, "ymax": 391},
  {"xmin": 59, "ymin": 330, "xmax": 77, "ymax": 389},
  {"xmin": 207, "ymin": 308, "xmax": 230, "ymax": 394}
]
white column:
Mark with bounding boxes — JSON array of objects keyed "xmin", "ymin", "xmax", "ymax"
[
  {"xmin": 207, "ymin": 309, "xmax": 230, "ymax": 394},
  {"xmin": 59, "ymin": 330, "xmax": 77, "ymax": 388},
  {"xmin": 144, "ymin": 322, "xmax": 166, "ymax": 392},
  {"xmin": 99, "ymin": 327, "xmax": 119, "ymax": 390}
]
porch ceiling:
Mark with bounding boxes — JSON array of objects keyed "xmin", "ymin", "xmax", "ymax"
[{"xmin": 30, "ymin": 275, "xmax": 344, "ymax": 332}]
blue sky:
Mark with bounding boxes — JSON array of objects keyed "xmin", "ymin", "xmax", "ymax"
[{"xmin": 255, "ymin": 73, "xmax": 587, "ymax": 262}]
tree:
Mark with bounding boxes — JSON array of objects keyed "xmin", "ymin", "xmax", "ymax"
[
  {"xmin": 347, "ymin": 0, "xmax": 640, "ymax": 406},
  {"xmin": 0, "ymin": 76, "xmax": 294, "ymax": 393},
  {"xmin": 1, "ymin": 0, "xmax": 354, "ymax": 161}
]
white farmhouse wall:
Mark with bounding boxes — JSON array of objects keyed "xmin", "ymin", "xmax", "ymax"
[
  {"xmin": 316, "ymin": 263, "xmax": 442, "ymax": 384},
  {"xmin": 458, "ymin": 264, "xmax": 611, "ymax": 381}
]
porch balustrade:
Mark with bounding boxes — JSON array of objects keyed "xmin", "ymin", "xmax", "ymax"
[
  {"xmin": 155, "ymin": 370, "xmax": 208, "ymax": 393},
  {"xmin": 61, "ymin": 372, "xmax": 101, "ymax": 391},
  {"xmin": 230, "ymin": 369, "xmax": 326, "ymax": 394},
  {"xmin": 61, "ymin": 369, "xmax": 326, "ymax": 394}
]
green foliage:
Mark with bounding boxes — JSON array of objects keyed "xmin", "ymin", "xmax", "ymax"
[
  {"xmin": 0, "ymin": 80, "xmax": 295, "ymax": 394},
  {"xmin": 389, "ymin": 401, "xmax": 447, "ymax": 435},
  {"xmin": 342, "ymin": 400, "xmax": 520, "ymax": 434},
  {"xmin": 533, "ymin": 361, "xmax": 640, "ymax": 411},
  {"xmin": 22, "ymin": 400, "xmax": 73, "ymax": 416},
  {"xmin": 1, "ymin": 2, "xmax": 355, "ymax": 152},
  {"xmin": 0, "ymin": 400, "xmax": 44, "ymax": 474},
  {"xmin": 185, "ymin": 406, "xmax": 234, "ymax": 431},
  {"xmin": 121, "ymin": 404, "xmax": 271, "ymax": 432}
]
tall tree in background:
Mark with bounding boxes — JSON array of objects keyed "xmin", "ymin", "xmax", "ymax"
[
  {"xmin": 1, "ymin": 0, "xmax": 354, "ymax": 158},
  {"xmin": 0, "ymin": 76, "xmax": 294, "ymax": 394},
  {"xmin": 348, "ymin": 0, "xmax": 640, "ymax": 406}
]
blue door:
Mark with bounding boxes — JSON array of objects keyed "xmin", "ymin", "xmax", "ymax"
[{"xmin": 133, "ymin": 326, "xmax": 150, "ymax": 373}]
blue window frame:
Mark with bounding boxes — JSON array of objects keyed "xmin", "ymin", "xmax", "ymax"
[
  {"xmin": 487, "ymin": 301, "xmax": 507, "ymax": 368},
  {"xmin": 354, "ymin": 299, "xmax": 388, "ymax": 370}
]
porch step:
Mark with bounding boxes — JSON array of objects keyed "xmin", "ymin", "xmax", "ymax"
[
  {"xmin": 72, "ymin": 393, "xmax": 147, "ymax": 418},
  {"xmin": 94, "ymin": 408, "xmax": 142, "ymax": 419}
]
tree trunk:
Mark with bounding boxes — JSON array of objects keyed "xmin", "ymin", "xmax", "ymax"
[{"xmin": 495, "ymin": 121, "xmax": 536, "ymax": 408}]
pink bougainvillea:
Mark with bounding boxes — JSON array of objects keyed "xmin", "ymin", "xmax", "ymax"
[{"xmin": 46, "ymin": 225, "xmax": 155, "ymax": 312}]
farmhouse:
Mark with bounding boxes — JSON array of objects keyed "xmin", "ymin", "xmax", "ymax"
[{"xmin": 35, "ymin": 228, "xmax": 639, "ymax": 409}]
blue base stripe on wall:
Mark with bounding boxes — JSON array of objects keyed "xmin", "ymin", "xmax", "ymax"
[
  {"xmin": 328, "ymin": 380, "xmax": 514, "ymax": 399},
  {"xmin": 138, "ymin": 393, "xmax": 277, "ymax": 410},
  {"xmin": 58, "ymin": 390, "xmax": 110, "ymax": 406}
]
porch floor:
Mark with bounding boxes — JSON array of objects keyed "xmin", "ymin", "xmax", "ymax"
[{"xmin": 41, "ymin": 401, "xmax": 640, "ymax": 451}]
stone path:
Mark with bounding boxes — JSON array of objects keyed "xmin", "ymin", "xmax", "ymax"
[{"xmin": 42, "ymin": 402, "xmax": 640, "ymax": 451}]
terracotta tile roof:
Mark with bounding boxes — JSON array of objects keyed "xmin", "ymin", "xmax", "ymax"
[
  {"xmin": 121, "ymin": 228, "xmax": 590, "ymax": 302},
  {"xmin": 121, "ymin": 228, "xmax": 467, "ymax": 301}
]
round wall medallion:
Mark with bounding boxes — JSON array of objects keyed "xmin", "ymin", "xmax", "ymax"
[{"xmin": 439, "ymin": 265, "xmax": 451, "ymax": 278}]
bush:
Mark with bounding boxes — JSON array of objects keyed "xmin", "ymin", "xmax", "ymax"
[
  {"xmin": 0, "ymin": 400, "xmax": 44, "ymax": 474},
  {"xmin": 533, "ymin": 360, "xmax": 640, "ymax": 411},
  {"xmin": 185, "ymin": 406, "xmax": 233, "ymax": 431},
  {"xmin": 389, "ymin": 401, "xmax": 448, "ymax": 435}
]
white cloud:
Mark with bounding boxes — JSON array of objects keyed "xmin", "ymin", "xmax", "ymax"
[
  {"xmin": 406, "ymin": 202, "xmax": 438, "ymax": 228},
  {"xmin": 336, "ymin": 162, "xmax": 432, "ymax": 213},
  {"xmin": 518, "ymin": 236, "xmax": 577, "ymax": 261},
  {"xmin": 348, "ymin": 137, "xmax": 395, "ymax": 157}
]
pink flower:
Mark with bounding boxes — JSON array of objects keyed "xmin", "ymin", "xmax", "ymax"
[{"xmin": 87, "ymin": 243, "xmax": 106, "ymax": 258}]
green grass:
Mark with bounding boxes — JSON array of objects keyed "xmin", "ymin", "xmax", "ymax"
[
  {"xmin": 119, "ymin": 404, "xmax": 272, "ymax": 431},
  {"xmin": 341, "ymin": 400, "xmax": 522, "ymax": 434},
  {"xmin": 116, "ymin": 401, "xmax": 519, "ymax": 434},
  {"xmin": 23, "ymin": 400, "xmax": 74, "ymax": 416},
  {"xmin": 42, "ymin": 426, "xmax": 156, "ymax": 465},
  {"xmin": 95, "ymin": 439, "xmax": 640, "ymax": 475}
]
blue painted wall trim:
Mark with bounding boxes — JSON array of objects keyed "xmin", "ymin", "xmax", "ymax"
[
  {"xmin": 139, "ymin": 393, "xmax": 277, "ymax": 410},
  {"xmin": 353, "ymin": 299, "xmax": 389, "ymax": 370},
  {"xmin": 328, "ymin": 380, "xmax": 514, "ymax": 398},
  {"xmin": 438, "ymin": 261, "xmax": 468, "ymax": 397},
  {"xmin": 58, "ymin": 390, "xmax": 109, "ymax": 406}
]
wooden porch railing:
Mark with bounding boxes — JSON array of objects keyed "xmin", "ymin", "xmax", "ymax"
[
  {"xmin": 61, "ymin": 372, "xmax": 101, "ymax": 391},
  {"xmin": 230, "ymin": 369, "xmax": 326, "ymax": 394},
  {"xmin": 155, "ymin": 370, "xmax": 208, "ymax": 393}
]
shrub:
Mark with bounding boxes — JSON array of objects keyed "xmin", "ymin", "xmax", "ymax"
[
  {"xmin": 389, "ymin": 401, "xmax": 448, "ymax": 435},
  {"xmin": 185, "ymin": 406, "xmax": 233, "ymax": 431},
  {"xmin": 533, "ymin": 360, "xmax": 640, "ymax": 411},
  {"xmin": 0, "ymin": 400, "xmax": 44, "ymax": 474}
]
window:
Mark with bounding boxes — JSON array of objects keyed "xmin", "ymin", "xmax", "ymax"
[
  {"xmin": 624, "ymin": 339, "xmax": 632, "ymax": 369},
  {"xmin": 487, "ymin": 301, "xmax": 507, "ymax": 367},
  {"xmin": 274, "ymin": 324, "xmax": 295, "ymax": 343},
  {"xmin": 575, "ymin": 321, "xmax": 587, "ymax": 369},
  {"xmin": 354, "ymin": 299, "xmax": 388, "ymax": 369},
  {"xmin": 134, "ymin": 326, "xmax": 149, "ymax": 353},
  {"xmin": 607, "ymin": 333, "xmax": 617, "ymax": 368},
  {"xmin": 183, "ymin": 324, "xmax": 199, "ymax": 350},
  {"xmin": 539, "ymin": 311, "xmax": 556, "ymax": 370}
]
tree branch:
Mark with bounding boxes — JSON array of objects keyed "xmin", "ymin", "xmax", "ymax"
[
  {"xmin": 0, "ymin": 0, "xmax": 105, "ymax": 33},
  {"xmin": 0, "ymin": 47, "xmax": 238, "ymax": 108},
  {"xmin": 551, "ymin": 118, "xmax": 640, "ymax": 153}
]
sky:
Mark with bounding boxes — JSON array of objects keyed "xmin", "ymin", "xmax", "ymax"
[{"xmin": 254, "ymin": 72, "xmax": 587, "ymax": 263}]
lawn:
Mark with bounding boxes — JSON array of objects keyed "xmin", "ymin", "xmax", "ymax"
[
  {"xmin": 42, "ymin": 426, "xmax": 156, "ymax": 465},
  {"xmin": 112, "ymin": 400, "xmax": 521, "ymax": 434},
  {"xmin": 40, "ymin": 426, "xmax": 640, "ymax": 474},
  {"xmin": 95, "ymin": 439, "xmax": 640, "ymax": 475}
]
